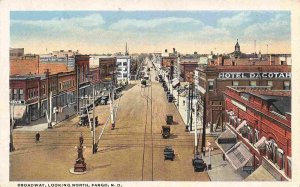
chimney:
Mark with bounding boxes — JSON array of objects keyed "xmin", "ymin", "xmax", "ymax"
[{"xmin": 173, "ymin": 48, "xmax": 176, "ymax": 54}]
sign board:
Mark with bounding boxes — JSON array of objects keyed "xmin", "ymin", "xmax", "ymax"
[{"xmin": 218, "ymin": 72, "xmax": 291, "ymax": 80}]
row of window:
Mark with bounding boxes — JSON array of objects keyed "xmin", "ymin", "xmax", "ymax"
[
  {"xmin": 208, "ymin": 80, "xmax": 291, "ymax": 91},
  {"xmin": 28, "ymin": 88, "xmax": 38, "ymax": 99},
  {"xmin": 59, "ymin": 80, "xmax": 75, "ymax": 90},
  {"xmin": 10, "ymin": 89, "xmax": 24, "ymax": 100}
]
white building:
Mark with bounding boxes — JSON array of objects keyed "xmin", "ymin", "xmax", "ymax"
[{"xmin": 115, "ymin": 56, "xmax": 131, "ymax": 85}]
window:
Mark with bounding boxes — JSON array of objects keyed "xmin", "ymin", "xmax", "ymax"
[
  {"xmin": 250, "ymin": 81, "xmax": 257, "ymax": 86},
  {"xmin": 19, "ymin": 89, "xmax": 24, "ymax": 100},
  {"xmin": 267, "ymin": 81, "xmax": 273, "ymax": 87},
  {"xmin": 13, "ymin": 89, "xmax": 18, "ymax": 100},
  {"xmin": 233, "ymin": 81, "xmax": 239, "ymax": 86},
  {"xmin": 208, "ymin": 81, "xmax": 214, "ymax": 91},
  {"xmin": 284, "ymin": 81, "xmax": 290, "ymax": 90},
  {"xmin": 59, "ymin": 83, "xmax": 62, "ymax": 90}
]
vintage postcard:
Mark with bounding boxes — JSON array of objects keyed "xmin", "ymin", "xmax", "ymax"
[{"xmin": 1, "ymin": 0, "xmax": 300, "ymax": 187}]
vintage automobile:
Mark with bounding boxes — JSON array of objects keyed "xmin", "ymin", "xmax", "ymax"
[
  {"xmin": 164, "ymin": 146, "xmax": 175, "ymax": 161},
  {"xmin": 166, "ymin": 114, "xmax": 173, "ymax": 125},
  {"xmin": 161, "ymin": 125, "xmax": 171, "ymax": 139},
  {"xmin": 192, "ymin": 154, "xmax": 207, "ymax": 172},
  {"xmin": 78, "ymin": 114, "xmax": 89, "ymax": 126},
  {"xmin": 167, "ymin": 94, "xmax": 173, "ymax": 103}
]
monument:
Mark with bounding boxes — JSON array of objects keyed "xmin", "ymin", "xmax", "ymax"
[{"xmin": 70, "ymin": 133, "xmax": 87, "ymax": 174}]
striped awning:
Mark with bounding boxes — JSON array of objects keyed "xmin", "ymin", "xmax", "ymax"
[
  {"xmin": 254, "ymin": 136, "xmax": 267, "ymax": 149},
  {"xmin": 236, "ymin": 120, "xmax": 247, "ymax": 131},
  {"xmin": 225, "ymin": 142, "xmax": 253, "ymax": 170},
  {"xmin": 10, "ymin": 105, "xmax": 26, "ymax": 120}
]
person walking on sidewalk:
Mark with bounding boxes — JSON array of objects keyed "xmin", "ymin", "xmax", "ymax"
[{"xmin": 35, "ymin": 132, "xmax": 40, "ymax": 143}]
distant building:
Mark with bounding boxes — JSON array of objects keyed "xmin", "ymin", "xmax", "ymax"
[
  {"xmin": 115, "ymin": 56, "xmax": 131, "ymax": 85},
  {"xmin": 10, "ymin": 48, "xmax": 24, "ymax": 59}
]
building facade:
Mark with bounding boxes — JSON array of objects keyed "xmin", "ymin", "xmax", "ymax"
[
  {"xmin": 222, "ymin": 86, "xmax": 291, "ymax": 180},
  {"xmin": 115, "ymin": 56, "xmax": 131, "ymax": 85},
  {"xmin": 196, "ymin": 64, "xmax": 291, "ymax": 132}
]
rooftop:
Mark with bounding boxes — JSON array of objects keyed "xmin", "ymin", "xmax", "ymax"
[{"xmin": 10, "ymin": 74, "xmax": 41, "ymax": 80}]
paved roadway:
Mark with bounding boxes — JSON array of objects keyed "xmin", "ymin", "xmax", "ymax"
[{"xmin": 10, "ymin": 59, "xmax": 211, "ymax": 181}]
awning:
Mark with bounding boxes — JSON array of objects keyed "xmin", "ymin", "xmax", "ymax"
[
  {"xmin": 216, "ymin": 129, "xmax": 237, "ymax": 153},
  {"xmin": 236, "ymin": 120, "xmax": 247, "ymax": 131},
  {"xmin": 10, "ymin": 105, "xmax": 26, "ymax": 120},
  {"xmin": 254, "ymin": 136, "xmax": 267, "ymax": 149},
  {"xmin": 172, "ymin": 78, "xmax": 180, "ymax": 88},
  {"xmin": 244, "ymin": 165, "xmax": 277, "ymax": 181},
  {"xmin": 225, "ymin": 142, "xmax": 253, "ymax": 170}
]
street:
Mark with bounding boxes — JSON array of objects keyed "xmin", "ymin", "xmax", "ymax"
[{"xmin": 10, "ymin": 64, "xmax": 211, "ymax": 181}]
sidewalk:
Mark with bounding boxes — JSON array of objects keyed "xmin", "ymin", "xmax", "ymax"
[
  {"xmin": 161, "ymin": 75, "xmax": 215, "ymax": 135},
  {"xmin": 15, "ymin": 103, "xmax": 77, "ymax": 131},
  {"xmin": 202, "ymin": 151, "xmax": 248, "ymax": 181}
]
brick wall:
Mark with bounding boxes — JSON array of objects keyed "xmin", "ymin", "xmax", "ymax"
[
  {"xmin": 39, "ymin": 62, "xmax": 69, "ymax": 75},
  {"xmin": 10, "ymin": 57, "xmax": 39, "ymax": 75}
]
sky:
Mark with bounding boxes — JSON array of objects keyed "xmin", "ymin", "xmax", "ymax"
[{"xmin": 10, "ymin": 11, "xmax": 291, "ymax": 54}]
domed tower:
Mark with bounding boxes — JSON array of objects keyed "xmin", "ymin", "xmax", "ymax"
[{"xmin": 235, "ymin": 39, "xmax": 240, "ymax": 53}]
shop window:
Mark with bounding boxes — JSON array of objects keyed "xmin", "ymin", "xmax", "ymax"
[
  {"xmin": 250, "ymin": 81, "xmax": 257, "ymax": 86},
  {"xmin": 284, "ymin": 81, "xmax": 290, "ymax": 90}
]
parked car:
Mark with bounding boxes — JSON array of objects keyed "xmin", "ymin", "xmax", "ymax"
[{"xmin": 164, "ymin": 146, "xmax": 175, "ymax": 161}]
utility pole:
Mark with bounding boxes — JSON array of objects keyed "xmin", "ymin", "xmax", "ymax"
[
  {"xmin": 189, "ymin": 83, "xmax": 193, "ymax": 131},
  {"xmin": 194, "ymin": 98, "xmax": 198, "ymax": 155},
  {"xmin": 186, "ymin": 84, "xmax": 191, "ymax": 131},
  {"xmin": 202, "ymin": 93, "xmax": 207, "ymax": 156},
  {"xmin": 92, "ymin": 84, "xmax": 96, "ymax": 153},
  {"xmin": 48, "ymin": 91, "xmax": 53, "ymax": 129}
]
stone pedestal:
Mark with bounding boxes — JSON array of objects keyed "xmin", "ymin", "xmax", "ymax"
[{"xmin": 74, "ymin": 145, "xmax": 86, "ymax": 172}]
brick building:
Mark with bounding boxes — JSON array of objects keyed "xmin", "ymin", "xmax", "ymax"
[
  {"xmin": 161, "ymin": 56, "xmax": 177, "ymax": 68},
  {"xmin": 10, "ymin": 48, "xmax": 24, "ymax": 59},
  {"xmin": 10, "ymin": 75, "xmax": 41, "ymax": 124},
  {"xmin": 196, "ymin": 64, "xmax": 291, "ymax": 132},
  {"xmin": 10, "ymin": 55, "xmax": 39, "ymax": 75},
  {"xmin": 10, "ymin": 54, "xmax": 71, "ymax": 76},
  {"xmin": 219, "ymin": 86, "xmax": 291, "ymax": 180},
  {"xmin": 99, "ymin": 57, "xmax": 116, "ymax": 82},
  {"xmin": 179, "ymin": 58, "xmax": 198, "ymax": 82}
]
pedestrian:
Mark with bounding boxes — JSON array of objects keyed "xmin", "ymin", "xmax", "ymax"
[
  {"xmin": 222, "ymin": 153, "xmax": 226, "ymax": 161},
  {"xmin": 35, "ymin": 132, "xmax": 40, "ymax": 143}
]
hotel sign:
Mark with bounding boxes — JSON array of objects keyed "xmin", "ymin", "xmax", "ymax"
[{"xmin": 218, "ymin": 72, "xmax": 291, "ymax": 79}]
